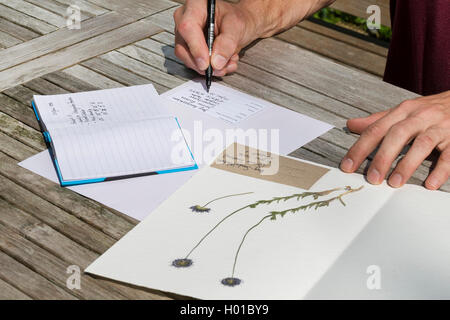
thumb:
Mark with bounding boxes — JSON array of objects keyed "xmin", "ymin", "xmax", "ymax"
[
  {"xmin": 211, "ymin": 14, "xmax": 243, "ymax": 70},
  {"xmin": 347, "ymin": 110, "xmax": 388, "ymax": 134}
]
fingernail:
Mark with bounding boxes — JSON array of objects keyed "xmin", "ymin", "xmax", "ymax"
[
  {"xmin": 367, "ymin": 168, "xmax": 380, "ymax": 184},
  {"xmin": 195, "ymin": 58, "xmax": 207, "ymax": 70},
  {"xmin": 340, "ymin": 158, "xmax": 353, "ymax": 172},
  {"xmin": 212, "ymin": 54, "xmax": 227, "ymax": 70},
  {"xmin": 389, "ymin": 173, "xmax": 402, "ymax": 188},
  {"xmin": 427, "ymin": 176, "xmax": 439, "ymax": 189},
  {"xmin": 213, "ymin": 69, "xmax": 225, "ymax": 77}
]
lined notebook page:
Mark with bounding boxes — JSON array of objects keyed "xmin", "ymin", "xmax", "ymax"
[
  {"xmin": 33, "ymin": 85, "xmax": 195, "ymax": 181},
  {"xmin": 34, "ymin": 85, "xmax": 167, "ymax": 131}
]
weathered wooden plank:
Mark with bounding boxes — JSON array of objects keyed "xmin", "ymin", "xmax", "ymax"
[
  {"xmin": 100, "ymin": 50, "xmax": 185, "ymax": 88},
  {"xmin": 142, "ymin": 5, "xmax": 178, "ymax": 31},
  {"xmin": 0, "ymin": 4, "xmax": 57, "ymax": 35},
  {"xmin": 0, "ymin": 131, "xmax": 36, "ymax": 161},
  {"xmin": 0, "ymin": 93, "xmax": 40, "ymax": 130},
  {"xmin": 0, "ymin": 221, "xmax": 125, "ymax": 300},
  {"xmin": 62, "ymin": 65, "xmax": 124, "ymax": 89},
  {"xmin": 81, "ymin": 57, "xmax": 169, "ymax": 93},
  {"xmin": 3, "ymin": 84, "xmax": 37, "ymax": 106},
  {"xmin": 0, "ymin": 195, "xmax": 98, "ymax": 263},
  {"xmin": 240, "ymin": 38, "xmax": 418, "ymax": 114},
  {"xmin": 0, "ymin": 12, "xmax": 137, "ymax": 72},
  {"xmin": 25, "ymin": 0, "xmax": 93, "ymax": 21},
  {"xmin": 330, "ymin": 0, "xmax": 391, "ymax": 28},
  {"xmin": 0, "ymin": 30, "xmax": 21, "ymax": 48},
  {"xmin": 44, "ymin": 71, "xmax": 98, "ymax": 93},
  {"xmin": 0, "ymin": 173, "xmax": 116, "ymax": 253},
  {"xmin": 0, "ymin": 152, "xmax": 136, "ymax": 240},
  {"xmin": 47, "ymin": 0, "xmax": 109, "ymax": 16},
  {"xmin": 119, "ymin": 43, "xmax": 197, "ymax": 80},
  {"xmin": 0, "ymin": 20, "xmax": 162, "ymax": 92},
  {"xmin": 0, "ymin": 199, "xmax": 170, "ymax": 300},
  {"xmin": 0, "ymin": 277, "xmax": 31, "ymax": 299},
  {"xmin": 0, "ymin": 0, "xmax": 67, "ymax": 28},
  {"xmin": 0, "ymin": 111, "xmax": 45, "ymax": 151},
  {"xmin": 0, "ymin": 250, "xmax": 77, "ymax": 299},
  {"xmin": 277, "ymin": 26, "xmax": 386, "ymax": 76},
  {"xmin": 296, "ymin": 20, "xmax": 388, "ymax": 57},
  {"xmin": 23, "ymin": 77, "xmax": 69, "ymax": 95},
  {"xmin": 0, "ymin": 18, "xmax": 40, "ymax": 41}
]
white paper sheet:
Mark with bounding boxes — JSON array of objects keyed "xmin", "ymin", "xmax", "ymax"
[
  {"xmin": 19, "ymin": 80, "xmax": 333, "ymax": 220},
  {"xmin": 85, "ymin": 159, "xmax": 450, "ymax": 299},
  {"xmin": 165, "ymin": 80, "xmax": 266, "ymax": 124}
]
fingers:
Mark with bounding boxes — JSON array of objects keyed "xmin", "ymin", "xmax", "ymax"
[
  {"xmin": 341, "ymin": 108, "xmax": 409, "ymax": 173},
  {"xmin": 387, "ymin": 127, "xmax": 442, "ymax": 188},
  {"xmin": 346, "ymin": 111, "xmax": 388, "ymax": 134},
  {"xmin": 425, "ymin": 147, "xmax": 450, "ymax": 190},
  {"xmin": 174, "ymin": 32, "xmax": 204, "ymax": 74},
  {"xmin": 174, "ymin": 3, "xmax": 209, "ymax": 71},
  {"xmin": 367, "ymin": 117, "xmax": 424, "ymax": 184},
  {"xmin": 211, "ymin": 13, "xmax": 244, "ymax": 70}
]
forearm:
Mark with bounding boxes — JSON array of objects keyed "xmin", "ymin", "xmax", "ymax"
[{"xmin": 238, "ymin": 0, "xmax": 336, "ymax": 38}]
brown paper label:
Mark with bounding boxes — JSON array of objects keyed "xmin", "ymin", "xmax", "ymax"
[{"xmin": 211, "ymin": 143, "xmax": 329, "ymax": 190}]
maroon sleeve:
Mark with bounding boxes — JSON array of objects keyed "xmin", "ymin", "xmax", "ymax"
[{"xmin": 384, "ymin": 0, "xmax": 450, "ymax": 96}]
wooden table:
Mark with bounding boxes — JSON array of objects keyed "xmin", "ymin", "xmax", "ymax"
[{"xmin": 0, "ymin": 0, "xmax": 448, "ymax": 300}]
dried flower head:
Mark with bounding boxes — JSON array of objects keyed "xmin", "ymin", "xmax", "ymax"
[
  {"xmin": 189, "ymin": 205, "xmax": 211, "ymax": 213},
  {"xmin": 172, "ymin": 258, "xmax": 193, "ymax": 268},
  {"xmin": 221, "ymin": 277, "xmax": 241, "ymax": 287}
]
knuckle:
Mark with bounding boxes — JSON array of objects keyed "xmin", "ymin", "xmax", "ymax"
[
  {"xmin": 440, "ymin": 149, "xmax": 450, "ymax": 164},
  {"xmin": 363, "ymin": 123, "xmax": 383, "ymax": 138},
  {"xmin": 373, "ymin": 153, "xmax": 389, "ymax": 167},
  {"xmin": 174, "ymin": 44, "xmax": 184, "ymax": 59},
  {"xmin": 396, "ymin": 99, "xmax": 417, "ymax": 112},
  {"xmin": 177, "ymin": 20, "xmax": 191, "ymax": 35},
  {"xmin": 388, "ymin": 123, "xmax": 410, "ymax": 139},
  {"xmin": 415, "ymin": 134, "xmax": 436, "ymax": 149}
]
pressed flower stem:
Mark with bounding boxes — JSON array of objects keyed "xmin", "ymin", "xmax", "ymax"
[
  {"xmin": 230, "ymin": 186, "xmax": 364, "ymax": 279},
  {"xmin": 183, "ymin": 187, "xmax": 345, "ymax": 259},
  {"xmin": 202, "ymin": 192, "xmax": 254, "ymax": 207},
  {"xmin": 231, "ymin": 214, "xmax": 271, "ymax": 278},
  {"xmin": 185, "ymin": 204, "xmax": 252, "ymax": 259}
]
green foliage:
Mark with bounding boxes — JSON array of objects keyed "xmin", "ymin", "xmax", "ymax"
[{"xmin": 312, "ymin": 8, "xmax": 392, "ymax": 42}]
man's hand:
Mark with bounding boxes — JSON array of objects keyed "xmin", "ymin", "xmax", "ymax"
[
  {"xmin": 174, "ymin": 0, "xmax": 335, "ymax": 76},
  {"xmin": 174, "ymin": 0, "xmax": 256, "ymax": 77},
  {"xmin": 341, "ymin": 91, "xmax": 450, "ymax": 190}
]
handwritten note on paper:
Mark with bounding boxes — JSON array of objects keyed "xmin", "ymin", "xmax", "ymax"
[{"xmin": 164, "ymin": 80, "xmax": 266, "ymax": 124}]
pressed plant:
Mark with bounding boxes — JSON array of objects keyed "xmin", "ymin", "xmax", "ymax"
[
  {"xmin": 172, "ymin": 186, "xmax": 349, "ymax": 269},
  {"xmin": 189, "ymin": 192, "xmax": 254, "ymax": 213},
  {"xmin": 221, "ymin": 185, "xmax": 364, "ymax": 287}
]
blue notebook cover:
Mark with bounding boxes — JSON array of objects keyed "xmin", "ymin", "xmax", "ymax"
[{"xmin": 32, "ymin": 100, "xmax": 198, "ymax": 187}]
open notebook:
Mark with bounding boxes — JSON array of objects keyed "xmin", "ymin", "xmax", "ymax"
[{"xmin": 32, "ymin": 85, "xmax": 197, "ymax": 186}]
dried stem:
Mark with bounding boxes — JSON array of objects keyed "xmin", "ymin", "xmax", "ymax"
[
  {"xmin": 184, "ymin": 187, "xmax": 345, "ymax": 259},
  {"xmin": 202, "ymin": 192, "xmax": 254, "ymax": 207}
]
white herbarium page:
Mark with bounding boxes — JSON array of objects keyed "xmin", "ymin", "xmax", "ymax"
[
  {"xmin": 306, "ymin": 183, "xmax": 450, "ymax": 299},
  {"xmin": 85, "ymin": 163, "xmax": 394, "ymax": 299}
]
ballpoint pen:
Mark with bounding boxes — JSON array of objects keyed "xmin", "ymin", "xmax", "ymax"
[{"xmin": 206, "ymin": 0, "xmax": 216, "ymax": 92}]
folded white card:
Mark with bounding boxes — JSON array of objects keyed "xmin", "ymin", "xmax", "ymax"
[{"xmin": 85, "ymin": 148, "xmax": 450, "ymax": 299}]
